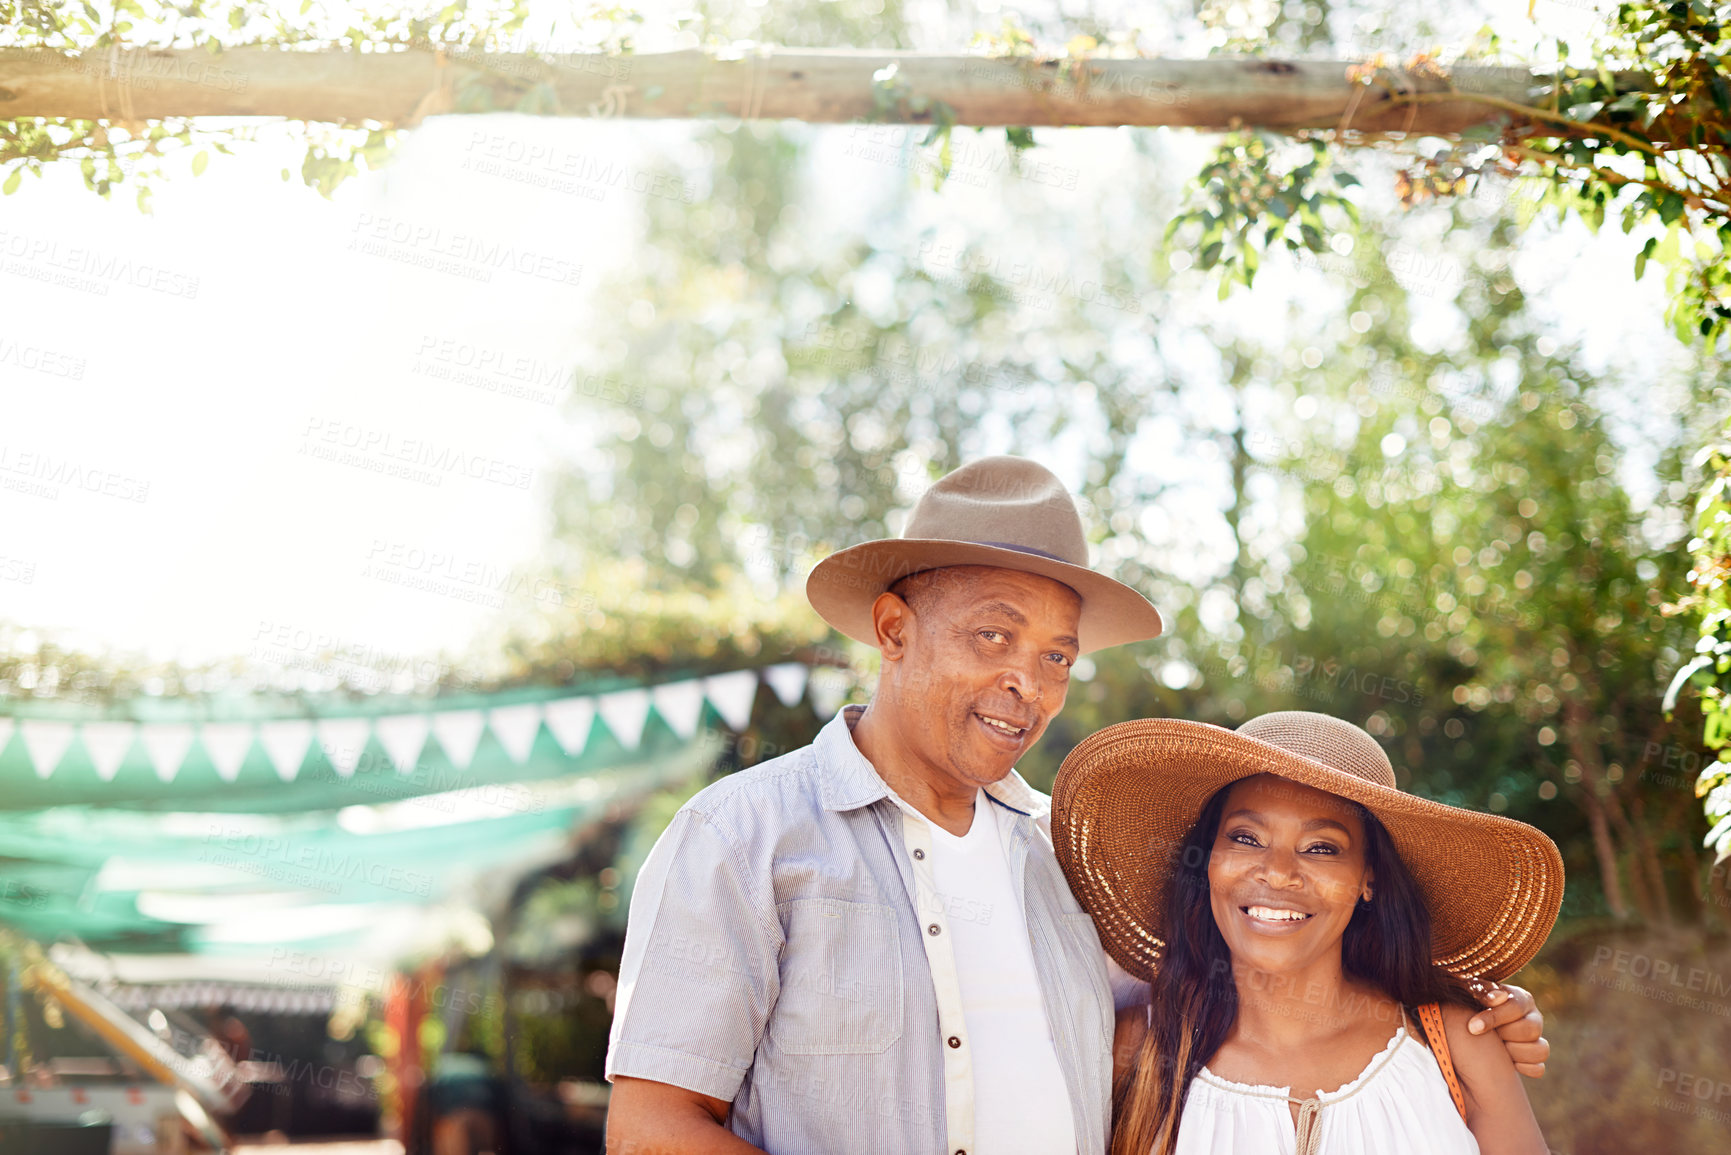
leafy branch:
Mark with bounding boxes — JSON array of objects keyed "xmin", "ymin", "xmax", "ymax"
[
  {"xmin": 867, "ymin": 59, "xmax": 958, "ymax": 187},
  {"xmin": 1390, "ymin": 4, "xmax": 1731, "ymax": 348},
  {"xmin": 872, "ymin": 19, "xmax": 1097, "ymax": 193},
  {"xmin": 1164, "ymin": 133, "xmax": 1361, "ymax": 298},
  {"xmin": 1667, "ymin": 428, "xmax": 1731, "ymax": 864},
  {"xmin": 0, "ymin": 0, "xmax": 595, "ymax": 204}
]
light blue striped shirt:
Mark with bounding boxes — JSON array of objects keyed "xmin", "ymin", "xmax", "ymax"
[{"xmin": 606, "ymin": 706, "xmax": 1117, "ymax": 1154}]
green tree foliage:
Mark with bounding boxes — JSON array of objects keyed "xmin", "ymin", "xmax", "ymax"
[
  {"xmin": 531, "ymin": 79, "xmax": 1724, "ymax": 934},
  {"xmin": 1669, "ymin": 429, "xmax": 1731, "ymax": 868},
  {"xmin": 1136, "ymin": 0, "xmax": 1731, "ymax": 918},
  {"xmin": 7, "ymin": 0, "xmax": 1720, "ymax": 928},
  {"xmin": 542, "ymin": 125, "xmax": 1181, "ymax": 592},
  {"xmin": 1386, "ymin": 1, "xmax": 1731, "ymax": 896},
  {"xmin": 10, "ymin": 3, "xmax": 1731, "ymax": 1113},
  {"xmin": 1029, "ymin": 206, "xmax": 1711, "ymax": 923},
  {"xmin": 1165, "ymin": 133, "xmax": 1360, "ymax": 296},
  {"xmin": 1395, "ymin": 2, "xmax": 1731, "ymax": 348},
  {"xmin": 1269, "ymin": 277, "xmax": 1703, "ymax": 925}
]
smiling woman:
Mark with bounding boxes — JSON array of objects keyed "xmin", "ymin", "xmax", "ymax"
[
  {"xmin": 1208, "ymin": 776, "xmax": 1381, "ymax": 973},
  {"xmin": 1053, "ymin": 711, "xmax": 1563, "ymax": 1155}
]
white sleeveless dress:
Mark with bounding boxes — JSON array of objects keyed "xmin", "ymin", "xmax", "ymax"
[{"xmin": 1173, "ymin": 1012, "xmax": 1480, "ymax": 1155}]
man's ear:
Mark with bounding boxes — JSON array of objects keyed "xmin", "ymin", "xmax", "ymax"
[{"xmin": 871, "ymin": 591, "xmax": 914, "ymax": 661}]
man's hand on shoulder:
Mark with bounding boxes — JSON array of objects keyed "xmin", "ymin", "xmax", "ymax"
[{"xmin": 1465, "ymin": 982, "xmax": 1549, "ymax": 1079}]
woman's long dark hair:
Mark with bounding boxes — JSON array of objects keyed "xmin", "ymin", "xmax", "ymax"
[{"xmin": 1109, "ymin": 780, "xmax": 1478, "ymax": 1155}]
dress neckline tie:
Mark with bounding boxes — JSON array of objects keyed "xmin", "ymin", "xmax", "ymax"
[{"xmin": 1280, "ymin": 1006, "xmax": 1411, "ymax": 1155}]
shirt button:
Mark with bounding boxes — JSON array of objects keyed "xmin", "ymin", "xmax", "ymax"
[
  {"xmin": 912, "ymin": 848, "xmax": 925, "ymax": 860},
  {"xmin": 947, "ymin": 1036, "xmax": 961, "ymax": 1049},
  {"xmin": 927, "ymin": 924, "xmax": 941, "ymax": 936}
]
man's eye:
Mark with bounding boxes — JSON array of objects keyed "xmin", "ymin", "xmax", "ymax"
[
  {"xmin": 1046, "ymin": 652, "xmax": 1074, "ymax": 667},
  {"xmin": 979, "ymin": 630, "xmax": 1006, "ymax": 643}
]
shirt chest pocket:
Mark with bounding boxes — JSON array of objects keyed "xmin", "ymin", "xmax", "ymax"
[{"xmin": 770, "ymin": 897, "xmax": 905, "ymax": 1056}]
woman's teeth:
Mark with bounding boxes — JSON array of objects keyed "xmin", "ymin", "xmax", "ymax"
[{"xmin": 1245, "ymin": 905, "xmax": 1311, "ymax": 922}]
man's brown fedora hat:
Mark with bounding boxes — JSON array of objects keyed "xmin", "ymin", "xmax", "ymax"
[
  {"xmin": 1052, "ymin": 711, "xmax": 1565, "ymax": 984},
  {"xmin": 805, "ymin": 455, "xmax": 1164, "ymax": 653}
]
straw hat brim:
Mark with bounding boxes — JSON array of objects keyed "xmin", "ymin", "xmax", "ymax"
[
  {"xmin": 806, "ymin": 540, "xmax": 1164, "ymax": 655},
  {"xmin": 1052, "ymin": 718, "xmax": 1565, "ymax": 984}
]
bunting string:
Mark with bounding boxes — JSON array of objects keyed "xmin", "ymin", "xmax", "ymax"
[{"xmin": 0, "ymin": 664, "xmax": 834, "ymax": 783}]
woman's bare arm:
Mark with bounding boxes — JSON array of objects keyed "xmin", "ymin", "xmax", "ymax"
[
  {"xmin": 1112, "ymin": 1005, "xmax": 1148, "ymax": 1088},
  {"xmin": 1439, "ymin": 1003, "xmax": 1548, "ymax": 1155}
]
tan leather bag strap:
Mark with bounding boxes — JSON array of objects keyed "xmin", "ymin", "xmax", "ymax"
[{"xmin": 1416, "ymin": 1002, "xmax": 1468, "ymax": 1120}]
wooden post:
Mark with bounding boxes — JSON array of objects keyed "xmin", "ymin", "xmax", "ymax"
[{"xmin": 0, "ymin": 46, "xmax": 1570, "ymax": 132}]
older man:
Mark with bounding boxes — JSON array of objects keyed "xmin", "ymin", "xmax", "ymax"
[{"xmin": 604, "ymin": 456, "xmax": 1546, "ymax": 1154}]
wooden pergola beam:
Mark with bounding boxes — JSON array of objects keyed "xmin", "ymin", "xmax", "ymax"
[{"xmin": 0, "ymin": 46, "xmax": 1570, "ymax": 133}]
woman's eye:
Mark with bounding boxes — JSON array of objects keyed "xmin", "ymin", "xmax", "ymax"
[
  {"xmin": 1228, "ymin": 832, "xmax": 1260, "ymax": 847},
  {"xmin": 1303, "ymin": 843, "xmax": 1340, "ymax": 855}
]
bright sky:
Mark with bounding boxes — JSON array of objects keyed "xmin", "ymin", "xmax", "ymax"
[
  {"xmin": 0, "ymin": 0, "xmax": 1686, "ymax": 671},
  {"xmin": 2, "ymin": 115, "xmax": 670, "ymax": 666}
]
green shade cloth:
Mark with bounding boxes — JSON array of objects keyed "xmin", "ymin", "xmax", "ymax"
[{"xmin": 0, "ymin": 678, "xmax": 738, "ymax": 957}]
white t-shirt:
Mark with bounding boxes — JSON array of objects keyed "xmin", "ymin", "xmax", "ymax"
[{"xmin": 924, "ymin": 792, "xmax": 1078, "ymax": 1155}]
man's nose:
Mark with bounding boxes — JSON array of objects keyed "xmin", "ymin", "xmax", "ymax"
[{"xmin": 1000, "ymin": 661, "xmax": 1041, "ymax": 702}]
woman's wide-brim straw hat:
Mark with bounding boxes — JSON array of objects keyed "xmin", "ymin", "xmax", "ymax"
[
  {"xmin": 805, "ymin": 456, "xmax": 1163, "ymax": 654},
  {"xmin": 1052, "ymin": 711, "xmax": 1565, "ymax": 984}
]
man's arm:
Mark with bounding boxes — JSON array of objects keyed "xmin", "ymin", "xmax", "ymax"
[
  {"xmin": 604, "ymin": 808, "xmax": 783, "ymax": 1148},
  {"xmin": 1464, "ymin": 982, "xmax": 1549, "ymax": 1079},
  {"xmin": 606, "ymin": 1078, "xmax": 767, "ymax": 1155}
]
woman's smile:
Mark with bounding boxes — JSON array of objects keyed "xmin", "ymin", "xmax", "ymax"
[{"xmin": 1238, "ymin": 902, "xmax": 1317, "ymax": 932}]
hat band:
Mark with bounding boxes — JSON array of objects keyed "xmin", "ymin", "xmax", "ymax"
[{"xmin": 971, "ymin": 541, "xmax": 1070, "ymax": 563}]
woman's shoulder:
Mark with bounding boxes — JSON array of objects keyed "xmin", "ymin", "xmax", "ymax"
[{"xmin": 1424, "ymin": 1000, "xmax": 1515, "ymax": 1096}]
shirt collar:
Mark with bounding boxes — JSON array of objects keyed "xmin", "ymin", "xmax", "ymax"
[{"xmin": 815, "ymin": 704, "xmax": 1051, "ymax": 821}]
